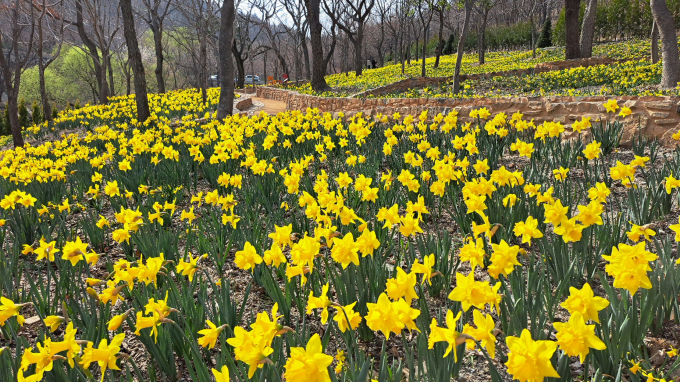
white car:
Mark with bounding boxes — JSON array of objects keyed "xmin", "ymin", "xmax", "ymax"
[{"xmin": 244, "ymin": 75, "xmax": 261, "ymax": 85}]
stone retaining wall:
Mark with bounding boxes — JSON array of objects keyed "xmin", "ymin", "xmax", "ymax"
[
  {"xmin": 256, "ymin": 86, "xmax": 680, "ymax": 146},
  {"xmin": 236, "ymin": 97, "xmax": 253, "ymax": 111}
]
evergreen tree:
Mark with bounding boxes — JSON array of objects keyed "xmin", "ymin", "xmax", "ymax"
[
  {"xmin": 74, "ymin": 100, "xmax": 80, "ymax": 109},
  {"xmin": 52, "ymin": 102, "xmax": 58, "ymax": 120},
  {"xmin": 32, "ymin": 100, "xmax": 42, "ymax": 126},
  {"xmin": 18, "ymin": 98, "xmax": 29, "ymax": 129},
  {"xmin": 538, "ymin": 18, "xmax": 553, "ymax": 48},
  {"xmin": 3, "ymin": 107, "xmax": 9, "ymax": 135},
  {"xmin": 443, "ymin": 33, "xmax": 456, "ymax": 55},
  {"xmin": 0, "ymin": 107, "xmax": 5, "ymax": 136}
]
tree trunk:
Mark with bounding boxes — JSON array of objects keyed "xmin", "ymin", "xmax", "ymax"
[
  {"xmin": 651, "ymin": 0, "xmax": 680, "ymax": 88},
  {"xmin": 99, "ymin": 61, "xmax": 109, "ymax": 103},
  {"xmin": 199, "ymin": 36, "xmax": 208, "ymax": 104},
  {"xmin": 233, "ymin": 44, "xmax": 246, "ymax": 88},
  {"xmin": 378, "ymin": 24, "xmax": 385, "ymax": 67},
  {"xmin": 106, "ymin": 54, "xmax": 115, "ymax": 96},
  {"xmin": 121, "ymin": 0, "xmax": 151, "ymax": 122},
  {"xmin": 217, "ymin": 0, "xmax": 235, "ymax": 119},
  {"xmin": 300, "ymin": 34, "xmax": 311, "ymax": 80},
  {"xmin": 38, "ymin": 60, "xmax": 50, "ymax": 122},
  {"xmin": 434, "ymin": 10, "xmax": 444, "ymax": 68},
  {"xmin": 565, "ymin": 0, "xmax": 582, "ymax": 59},
  {"xmin": 421, "ymin": 25, "xmax": 428, "ymax": 77},
  {"xmin": 37, "ymin": 19, "xmax": 52, "ymax": 122},
  {"xmin": 406, "ymin": 23, "xmax": 411, "ymax": 66},
  {"xmin": 579, "ymin": 0, "xmax": 597, "ymax": 58},
  {"xmin": 306, "ymin": 0, "xmax": 330, "ymax": 92},
  {"xmin": 651, "ymin": 20, "xmax": 659, "ymax": 64},
  {"xmin": 478, "ymin": 11, "xmax": 488, "ymax": 65},
  {"xmin": 354, "ymin": 22, "xmax": 364, "ymax": 76},
  {"xmin": 414, "ymin": 38, "xmax": 419, "ymax": 65},
  {"xmin": 453, "ymin": 0, "xmax": 473, "ymax": 94},
  {"xmin": 152, "ymin": 23, "xmax": 166, "ymax": 93},
  {"xmin": 75, "ymin": 0, "xmax": 107, "ymax": 104},
  {"xmin": 6, "ymin": 96, "xmax": 23, "ymax": 147},
  {"xmin": 531, "ymin": 16, "xmax": 537, "ymax": 58}
]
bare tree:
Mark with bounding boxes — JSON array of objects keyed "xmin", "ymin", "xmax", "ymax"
[
  {"xmin": 371, "ymin": 0, "xmax": 388, "ymax": 67},
  {"xmin": 37, "ymin": 0, "xmax": 65, "ymax": 122},
  {"xmin": 650, "ymin": 0, "xmax": 680, "ymax": 88},
  {"xmin": 564, "ymin": 0, "xmax": 581, "ymax": 59},
  {"xmin": 432, "ymin": 0, "xmax": 449, "ymax": 69},
  {"xmin": 382, "ymin": 0, "xmax": 409, "ymax": 74},
  {"xmin": 217, "ymin": 0, "xmax": 235, "ymax": 119},
  {"xmin": 281, "ymin": 0, "xmax": 310, "ymax": 80},
  {"xmin": 414, "ymin": 0, "xmax": 433, "ymax": 77},
  {"xmin": 120, "ymin": 0, "xmax": 150, "ymax": 122},
  {"xmin": 138, "ymin": 0, "xmax": 173, "ymax": 94},
  {"xmin": 232, "ymin": 2, "xmax": 261, "ymax": 88},
  {"xmin": 0, "ymin": 0, "xmax": 35, "ymax": 147},
  {"xmin": 71, "ymin": 0, "xmax": 123, "ymax": 103},
  {"xmin": 305, "ymin": 0, "xmax": 330, "ymax": 91},
  {"xmin": 176, "ymin": 0, "xmax": 220, "ymax": 104},
  {"xmin": 518, "ymin": 0, "xmax": 538, "ymax": 57},
  {"xmin": 452, "ymin": 0, "xmax": 473, "ymax": 94},
  {"xmin": 323, "ymin": 0, "xmax": 375, "ymax": 76},
  {"xmin": 474, "ymin": 0, "xmax": 494, "ymax": 64}
]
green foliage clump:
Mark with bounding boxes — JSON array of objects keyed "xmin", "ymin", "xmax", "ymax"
[
  {"xmin": 443, "ymin": 33, "xmax": 456, "ymax": 55},
  {"xmin": 463, "ymin": 21, "xmax": 534, "ymax": 52},
  {"xmin": 74, "ymin": 100, "xmax": 81, "ymax": 109},
  {"xmin": 538, "ymin": 18, "xmax": 552, "ymax": 48},
  {"xmin": 3, "ymin": 107, "xmax": 9, "ymax": 135},
  {"xmin": 32, "ymin": 100, "xmax": 42, "ymax": 125},
  {"xmin": 0, "ymin": 107, "xmax": 5, "ymax": 136},
  {"xmin": 18, "ymin": 98, "xmax": 29, "ymax": 129},
  {"xmin": 52, "ymin": 102, "xmax": 58, "ymax": 120}
]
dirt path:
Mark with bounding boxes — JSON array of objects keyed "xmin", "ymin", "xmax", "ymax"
[{"xmin": 251, "ymin": 97, "xmax": 287, "ymax": 114}]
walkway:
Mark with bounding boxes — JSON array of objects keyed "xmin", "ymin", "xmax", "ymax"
[{"xmin": 251, "ymin": 97, "xmax": 287, "ymax": 114}]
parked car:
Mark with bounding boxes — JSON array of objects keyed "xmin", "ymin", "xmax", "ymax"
[{"xmin": 244, "ymin": 75, "xmax": 261, "ymax": 85}]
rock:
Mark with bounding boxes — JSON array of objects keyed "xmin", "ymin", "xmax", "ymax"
[
  {"xmin": 650, "ymin": 112, "xmax": 670, "ymax": 119},
  {"xmin": 25, "ymin": 316, "xmax": 41, "ymax": 325},
  {"xmin": 528, "ymin": 101, "xmax": 543, "ymax": 110},
  {"xmin": 644, "ymin": 101, "xmax": 673, "ymax": 110},
  {"xmin": 655, "ymin": 119, "xmax": 678, "ymax": 125}
]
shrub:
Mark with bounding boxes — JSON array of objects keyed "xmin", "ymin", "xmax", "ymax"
[
  {"xmin": 3, "ymin": 107, "xmax": 9, "ymax": 135},
  {"xmin": 538, "ymin": 18, "xmax": 552, "ymax": 48},
  {"xmin": 443, "ymin": 33, "xmax": 456, "ymax": 55},
  {"xmin": 18, "ymin": 98, "xmax": 29, "ymax": 128},
  {"xmin": 0, "ymin": 107, "xmax": 5, "ymax": 136},
  {"xmin": 32, "ymin": 100, "xmax": 42, "ymax": 126}
]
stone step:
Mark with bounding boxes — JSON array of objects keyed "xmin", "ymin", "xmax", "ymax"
[{"xmin": 644, "ymin": 101, "xmax": 674, "ymax": 110}]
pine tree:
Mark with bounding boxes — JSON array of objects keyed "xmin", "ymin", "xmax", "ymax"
[
  {"xmin": 32, "ymin": 100, "xmax": 42, "ymax": 126},
  {"xmin": 3, "ymin": 107, "xmax": 9, "ymax": 135},
  {"xmin": 0, "ymin": 107, "xmax": 5, "ymax": 136},
  {"xmin": 443, "ymin": 33, "xmax": 456, "ymax": 55},
  {"xmin": 538, "ymin": 18, "xmax": 553, "ymax": 48},
  {"xmin": 18, "ymin": 98, "xmax": 29, "ymax": 129}
]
